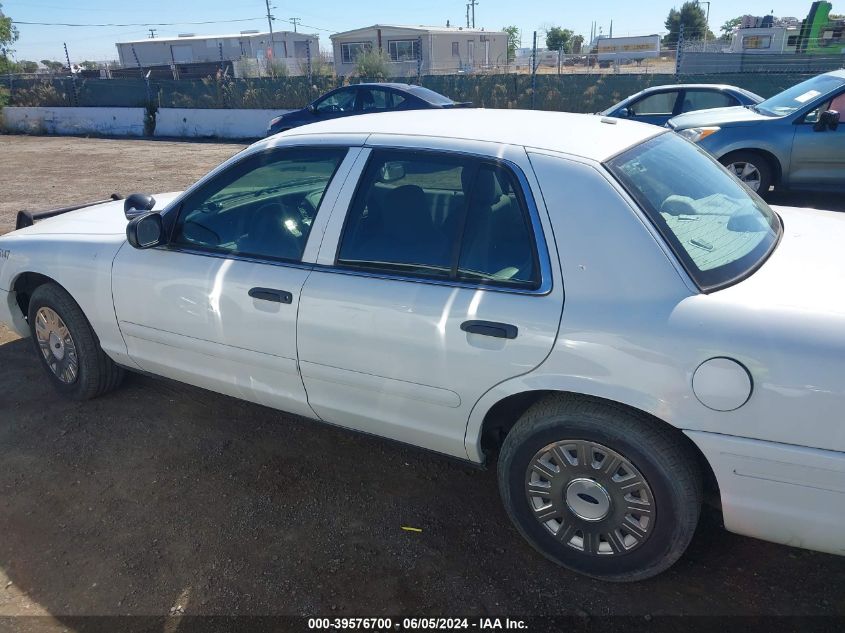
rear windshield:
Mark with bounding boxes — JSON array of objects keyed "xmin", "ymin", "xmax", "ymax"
[
  {"xmin": 407, "ymin": 86, "xmax": 455, "ymax": 105},
  {"xmin": 606, "ymin": 133, "xmax": 781, "ymax": 291}
]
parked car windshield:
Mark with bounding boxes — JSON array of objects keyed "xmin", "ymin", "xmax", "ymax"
[
  {"xmin": 606, "ymin": 133, "xmax": 781, "ymax": 291},
  {"xmin": 754, "ymin": 74, "xmax": 845, "ymax": 117}
]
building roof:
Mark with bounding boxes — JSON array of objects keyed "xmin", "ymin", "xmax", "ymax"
[
  {"xmin": 331, "ymin": 24, "xmax": 503, "ymax": 39},
  {"xmin": 272, "ymin": 109, "xmax": 664, "ymax": 162},
  {"xmin": 117, "ymin": 31, "xmax": 311, "ymax": 45}
]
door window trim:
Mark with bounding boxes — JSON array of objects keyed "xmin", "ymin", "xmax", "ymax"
[
  {"xmin": 329, "ymin": 147, "xmax": 553, "ymax": 296},
  {"xmin": 164, "ymin": 145, "xmax": 349, "ymax": 265}
]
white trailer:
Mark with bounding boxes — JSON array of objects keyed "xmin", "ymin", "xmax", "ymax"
[{"xmin": 594, "ymin": 35, "xmax": 661, "ymax": 63}]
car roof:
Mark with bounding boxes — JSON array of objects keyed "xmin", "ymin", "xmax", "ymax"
[{"xmin": 270, "ymin": 109, "xmax": 665, "ymax": 162}]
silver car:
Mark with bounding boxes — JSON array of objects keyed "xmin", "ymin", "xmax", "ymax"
[{"xmin": 668, "ymin": 70, "xmax": 845, "ymax": 195}]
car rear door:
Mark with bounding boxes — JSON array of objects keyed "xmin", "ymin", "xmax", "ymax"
[
  {"xmin": 111, "ymin": 144, "xmax": 362, "ymax": 416},
  {"xmin": 296, "ymin": 142, "xmax": 564, "ymax": 459}
]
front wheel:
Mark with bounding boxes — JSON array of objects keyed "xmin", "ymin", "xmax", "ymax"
[
  {"xmin": 498, "ymin": 396, "xmax": 702, "ymax": 582},
  {"xmin": 28, "ymin": 283, "xmax": 124, "ymax": 400},
  {"xmin": 720, "ymin": 151, "xmax": 774, "ymax": 196}
]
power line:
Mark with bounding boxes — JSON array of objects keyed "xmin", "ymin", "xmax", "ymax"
[{"xmin": 11, "ymin": 17, "xmax": 267, "ymax": 28}]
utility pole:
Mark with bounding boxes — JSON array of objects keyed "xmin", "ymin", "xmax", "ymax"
[
  {"xmin": 468, "ymin": 0, "xmax": 478, "ymax": 28},
  {"xmin": 289, "ymin": 17, "xmax": 301, "ymax": 33},
  {"xmin": 148, "ymin": 28, "xmax": 157, "ymax": 39},
  {"xmin": 465, "ymin": 4, "xmax": 470, "ymax": 29},
  {"xmin": 699, "ymin": 1, "xmax": 711, "ymax": 47},
  {"xmin": 265, "ymin": 0, "xmax": 276, "ymax": 60}
]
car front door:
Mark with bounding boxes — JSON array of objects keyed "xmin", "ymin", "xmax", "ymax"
[
  {"xmin": 296, "ymin": 145, "xmax": 564, "ymax": 459},
  {"xmin": 627, "ymin": 90, "xmax": 681, "ymax": 126},
  {"xmin": 312, "ymin": 87, "xmax": 358, "ymax": 122},
  {"xmin": 788, "ymin": 89, "xmax": 845, "ymax": 188},
  {"xmin": 111, "ymin": 145, "xmax": 359, "ymax": 416}
]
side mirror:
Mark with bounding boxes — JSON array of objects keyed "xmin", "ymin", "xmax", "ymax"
[
  {"xmin": 814, "ymin": 109, "xmax": 840, "ymax": 132},
  {"xmin": 618, "ymin": 107, "xmax": 631, "ymax": 118},
  {"xmin": 126, "ymin": 212, "xmax": 164, "ymax": 249},
  {"xmin": 124, "ymin": 193, "xmax": 156, "ymax": 219},
  {"xmin": 307, "ymin": 104, "xmax": 317, "ymax": 115}
]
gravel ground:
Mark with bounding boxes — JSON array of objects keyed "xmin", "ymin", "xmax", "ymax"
[{"xmin": 0, "ymin": 136, "xmax": 843, "ymax": 625}]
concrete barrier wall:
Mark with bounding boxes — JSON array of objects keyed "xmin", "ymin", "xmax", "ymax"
[
  {"xmin": 1, "ymin": 106, "xmax": 146, "ymax": 136},
  {"xmin": 154, "ymin": 108, "xmax": 293, "ymax": 139},
  {"xmin": 0, "ymin": 107, "xmax": 294, "ymax": 139}
]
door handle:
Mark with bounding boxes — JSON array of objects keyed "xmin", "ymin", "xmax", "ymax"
[
  {"xmin": 460, "ymin": 320, "xmax": 518, "ymax": 340},
  {"xmin": 249, "ymin": 287, "xmax": 293, "ymax": 304}
]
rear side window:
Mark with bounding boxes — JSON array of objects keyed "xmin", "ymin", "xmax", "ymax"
[
  {"xmin": 336, "ymin": 150, "xmax": 540, "ymax": 289},
  {"xmin": 681, "ymin": 90, "xmax": 738, "ymax": 112}
]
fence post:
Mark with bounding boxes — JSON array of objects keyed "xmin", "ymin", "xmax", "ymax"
[
  {"xmin": 64, "ymin": 43, "xmax": 78, "ymax": 106},
  {"xmin": 305, "ymin": 40, "xmax": 313, "ymax": 84},
  {"xmin": 417, "ymin": 36, "xmax": 423, "ymax": 80},
  {"xmin": 531, "ymin": 31, "xmax": 537, "ymax": 109},
  {"xmin": 675, "ymin": 23, "xmax": 684, "ymax": 76}
]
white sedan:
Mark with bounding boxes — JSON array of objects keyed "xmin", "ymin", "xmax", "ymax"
[{"xmin": 1, "ymin": 110, "xmax": 843, "ymax": 581}]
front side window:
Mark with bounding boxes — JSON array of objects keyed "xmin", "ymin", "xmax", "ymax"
[
  {"xmin": 631, "ymin": 91, "xmax": 679, "ymax": 115},
  {"xmin": 341, "ymin": 42, "xmax": 371, "ymax": 64},
  {"xmin": 172, "ymin": 148, "xmax": 347, "ymax": 262},
  {"xmin": 388, "ymin": 39, "xmax": 419, "ymax": 62},
  {"xmin": 315, "ymin": 88, "xmax": 356, "ymax": 113},
  {"xmin": 337, "ymin": 151, "xmax": 539, "ymax": 289},
  {"xmin": 607, "ymin": 133, "xmax": 781, "ymax": 291}
]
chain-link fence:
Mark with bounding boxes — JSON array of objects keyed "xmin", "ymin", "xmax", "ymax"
[{"xmin": 4, "ymin": 70, "xmax": 821, "ymax": 114}]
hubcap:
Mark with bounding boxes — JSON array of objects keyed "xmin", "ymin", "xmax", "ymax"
[
  {"xmin": 727, "ymin": 161, "xmax": 762, "ymax": 192},
  {"xmin": 525, "ymin": 439, "xmax": 655, "ymax": 556},
  {"xmin": 34, "ymin": 307, "xmax": 78, "ymax": 384}
]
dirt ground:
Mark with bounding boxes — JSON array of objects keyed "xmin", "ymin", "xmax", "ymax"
[{"xmin": 0, "ymin": 136, "xmax": 843, "ymax": 626}]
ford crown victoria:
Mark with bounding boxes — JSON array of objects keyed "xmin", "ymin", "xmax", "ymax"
[{"xmin": 1, "ymin": 110, "xmax": 843, "ymax": 581}]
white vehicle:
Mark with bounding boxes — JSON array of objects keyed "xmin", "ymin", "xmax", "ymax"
[{"xmin": 1, "ymin": 110, "xmax": 843, "ymax": 581}]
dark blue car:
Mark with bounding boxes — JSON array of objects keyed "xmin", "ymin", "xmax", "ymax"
[
  {"xmin": 267, "ymin": 83, "xmax": 470, "ymax": 136},
  {"xmin": 600, "ymin": 84, "xmax": 763, "ymax": 126}
]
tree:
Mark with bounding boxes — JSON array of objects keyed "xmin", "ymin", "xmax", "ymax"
[
  {"xmin": 0, "ymin": 2, "xmax": 19, "ymax": 74},
  {"xmin": 545, "ymin": 26, "xmax": 575, "ymax": 73},
  {"xmin": 18, "ymin": 59, "xmax": 37, "ymax": 73},
  {"xmin": 41, "ymin": 59, "xmax": 64, "ymax": 73},
  {"xmin": 545, "ymin": 26, "xmax": 574, "ymax": 53},
  {"xmin": 502, "ymin": 25, "xmax": 520, "ymax": 63},
  {"xmin": 572, "ymin": 34, "xmax": 585, "ymax": 54},
  {"xmin": 663, "ymin": 2, "xmax": 714, "ymax": 47},
  {"xmin": 79, "ymin": 60, "xmax": 99, "ymax": 71},
  {"xmin": 720, "ymin": 16, "xmax": 742, "ymax": 41},
  {"xmin": 354, "ymin": 48, "xmax": 389, "ymax": 80}
]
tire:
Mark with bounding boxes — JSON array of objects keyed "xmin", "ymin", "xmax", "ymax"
[
  {"xmin": 719, "ymin": 151, "xmax": 774, "ymax": 196},
  {"xmin": 498, "ymin": 395, "xmax": 702, "ymax": 582},
  {"xmin": 28, "ymin": 283, "xmax": 124, "ymax": 400}
]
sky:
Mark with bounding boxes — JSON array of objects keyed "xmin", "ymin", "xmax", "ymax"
[{"xmin": 2, "ymin": 0, "xmax": 827, "ymax": 63}]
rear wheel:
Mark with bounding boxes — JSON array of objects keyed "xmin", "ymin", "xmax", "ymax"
[
  {"xmin": 498, "ymin": 395, "xmax": 702, "ymax": 582},
  {"xmin": 720, "ymin": 151, "xmax": 774, "ymax": 196},
  {"xmin": 28, "ymin": 283, "xmax": 124, "ymax": 400}
]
